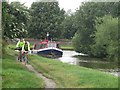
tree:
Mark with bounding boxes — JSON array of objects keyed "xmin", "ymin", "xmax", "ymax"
[
  {"xmin": 92, "ymin": 15, "xmax": 118, "ymax": 61},
  {"xmin": 2, "ymin": 2, "xmax": 29, "ymax": 39},
  {"xmin": 61, "ymin": 15, "xmax": 77, "ymax": 39},
  {"xmin": 72, "ymin": 2, "xmax": 118, "ymax": 54},
  {"xmin": 72, "ymin": 32, "xmax": 81, "ymax": 52},
  {"xmin": 28, "ymin": 2, "xmax": 65, "ymax": 39}
]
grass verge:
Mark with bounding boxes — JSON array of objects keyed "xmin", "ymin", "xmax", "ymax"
[
  {"xmin": 2, "ymin": 45, "xmax": 45, "ymax": 88},
  {"xmin": 61, "ymin": 46, "xmax": 74, "ymax": 50},
  {"xmin": 29, "ymin": 54, "xmax": 118, "ymax": 88}
]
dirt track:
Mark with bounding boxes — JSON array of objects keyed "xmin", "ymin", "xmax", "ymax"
[{"xmin": 26, "ymin": 64, "xmax": 56, "ymax": 88}]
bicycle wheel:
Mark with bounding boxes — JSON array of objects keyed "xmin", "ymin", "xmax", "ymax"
[
  {"xmin": 17, "ymin": 56, "xmax": 19, "ymax": 61},
  {"xmin": 17, "ymin": 54, "xmax": 22, "ymax": 62},
  {"xmin": 23, "ymin": 55, "xmax": 28, "ymax": 65}
]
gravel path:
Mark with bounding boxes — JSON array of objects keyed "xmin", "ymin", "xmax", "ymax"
[{"xmin": 26, "ymin": 64, "xmax": 56, "ymax": 88}]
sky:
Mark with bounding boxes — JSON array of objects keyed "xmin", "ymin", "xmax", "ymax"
[
  {"xmin": 58, "ymin": 0, "xmax": 88, "ymax": 12},
  {"xmin": 9, "ymin": 0, "xmax": 88, "ymax": 12}
]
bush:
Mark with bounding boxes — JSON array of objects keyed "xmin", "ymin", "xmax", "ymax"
[
  {"xmin": 2, "ymin": 39, "xmax": 8, "ymax": 54},
  {"xmin": 93, "ymin": 15, "xmax": 118, "ymax": 61}
]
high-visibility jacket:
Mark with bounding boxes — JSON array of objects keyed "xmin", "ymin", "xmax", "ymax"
[
  {"xmin": 16, "ymin": 41, "xmax": 25, "ymax": 48},
  {"xmin": 22, "ymin": 41, "xmax": 30, "ymax": 51}
]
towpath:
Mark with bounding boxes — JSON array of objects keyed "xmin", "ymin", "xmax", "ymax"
[{"xmin": 26, "ymin": 64, "xmax": 56, "ymax": 88}]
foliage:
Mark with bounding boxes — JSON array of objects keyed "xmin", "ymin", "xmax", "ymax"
[
  {"xmin": 92, "ymin": 15, "xmax": 118, "ymax": 61},
  {"xmin": 72, "ymin": 2, "xmax": 118, "ymax": 55},
  {"xmin": 28, "ymin": 2, "xmax": 65, "ymax": 39},
  {"xmin": 61, "ymin": 15, "xmax": 77, "ymax": 39},
  {"xmin": 72, "ymin": 33, "xmax": 82, "ymax": 53},
  {"xmin": 2, "ymin": 39, "xmax": 8, "ymax": 54},
  {"xmin": 2, "ymin": 2, "xmax": 29, "ymax": 39}
]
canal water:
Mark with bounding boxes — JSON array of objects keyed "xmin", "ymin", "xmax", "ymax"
[{"xmin": 56, "ymin": 50, "xmax": 119, "ymax": 77}]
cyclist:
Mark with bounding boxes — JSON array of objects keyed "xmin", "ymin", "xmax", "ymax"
[
  {"xmin": 22, "ymin": 40, "xmax": 30, "ymax": 64},
  {"xmin": 16, "ymin": 38, "xmax": 25, "ymax": 62}
]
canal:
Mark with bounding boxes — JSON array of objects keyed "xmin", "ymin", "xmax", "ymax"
[{"xmin": 56, "ymin": 50, "xmax": 119, "ymax": 77}]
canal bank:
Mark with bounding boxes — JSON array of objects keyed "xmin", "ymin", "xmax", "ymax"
[
  {"xmin": 7, "ymin": 44, "xmax": 118, "ymax": 88},
  {"xmin": 29, "ymin": 53, "xmax": 118, "ymax": 88},
  {"xmin": 56, "ymin": 50, "xmax": 119, "ymax": 77}
]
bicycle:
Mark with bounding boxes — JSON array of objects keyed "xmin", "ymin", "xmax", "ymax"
[{"xmin": 22, "ymin": 51, "xmax": 29, "ymax": 65}]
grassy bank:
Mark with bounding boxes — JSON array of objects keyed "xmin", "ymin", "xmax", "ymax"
[
  {"xmin": 2, "ymin": 45, "xmax": 45, "ymax": 88},
  {"xmin": 59, "ymin": 39, "xmax": 74, "ymax": 50},
  {"xmin": 61, "ymin": 46, "xmax": 74, "ymax": 50},
  {"xmin": 2, "ymin": 44, "xmax": 119, "ymax": 88},
  {"xmin": 29, "ymin": 54, "xmax": 118, "ymax": 88}
]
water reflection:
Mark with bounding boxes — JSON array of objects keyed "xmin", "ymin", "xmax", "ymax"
[
  {"xmin": 57, "ymin": 50, "xmax": 119, "ymax": 76},
  {"xmin": 58, "ymin": 51, "xmax": 83, "ymax": 65}
]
